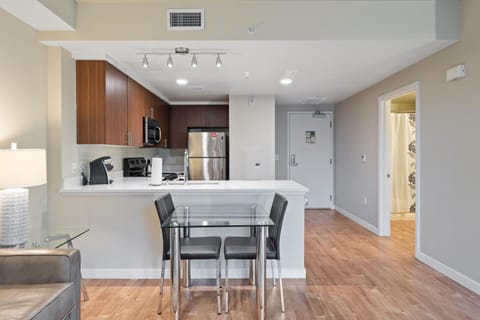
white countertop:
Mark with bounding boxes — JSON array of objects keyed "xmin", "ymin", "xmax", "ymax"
[{"xmin": 60, "ymin": 177, "xmax": 309, "ymax": 195}]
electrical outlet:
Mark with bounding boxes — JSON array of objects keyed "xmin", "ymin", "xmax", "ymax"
[
  {"xmin": 363, "ymin": 196, "xmax": 368, "ymax": 206},
  {"xmin": 72, "ymin": 162, "xmax": 78, "ymax": 174}
]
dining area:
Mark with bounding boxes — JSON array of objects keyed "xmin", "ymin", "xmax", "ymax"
[{"xmin": 154, "ymin": 192, "xmax": 288, "ymax": 320}]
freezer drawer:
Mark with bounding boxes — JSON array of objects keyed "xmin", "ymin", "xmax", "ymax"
[{"xmin": 188, "ymin": 158, "xmax": 226, "ymax": 180}]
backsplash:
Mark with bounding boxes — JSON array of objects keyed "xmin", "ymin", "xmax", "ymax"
[{"xmin": 77, "ymin": 145, "xmax": 186, "ymax": 175}]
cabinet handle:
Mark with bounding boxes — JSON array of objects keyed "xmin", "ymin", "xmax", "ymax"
[
  {"xmin": 150, "ymin": 107, "xmax": 154, "ymax": 119},
  {"xmin": 127, "ymin": 132, "xmax": 132, "ymax": 145}
]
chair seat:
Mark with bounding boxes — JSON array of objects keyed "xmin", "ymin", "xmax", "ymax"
[
  {"xmin": 166, "ymin": 236, "xmax": 222, "ymax": 260},
  {"xmin": 224, "ymin": 236, "xmax": 276, "ymax": 260}
]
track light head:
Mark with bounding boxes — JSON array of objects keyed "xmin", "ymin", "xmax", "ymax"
[
  {"xmin": 216, "ymin": 54, "xmax": 222, "ymax": 68},
  {"xmin": 141, "ymin": 54, "xmax": 149, "ymax": 69},
  {"xmin": 167, "ymin": 54, "xmax": 174, "ymax": 68},
  {"xmin": 191, "ymin": 54, "xmax": 198, "ymax": 68}
]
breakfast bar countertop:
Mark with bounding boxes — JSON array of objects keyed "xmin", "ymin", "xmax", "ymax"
[{"xmin": 60, "ymin": 177, "xmax": 309, "ymax": 196}]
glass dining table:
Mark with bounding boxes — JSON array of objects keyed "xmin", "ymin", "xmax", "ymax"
[{"xmin": 162, "ymin": 205, "xmax": 274, "ymax": 320}]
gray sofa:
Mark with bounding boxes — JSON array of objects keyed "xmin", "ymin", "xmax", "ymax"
[{"xmin": 0, "ymin": 249, "xmax": 81, "ymax": 320}]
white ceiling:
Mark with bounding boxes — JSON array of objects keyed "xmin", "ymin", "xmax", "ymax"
[{"xmin": 54, "ymin": 40, "xmax": 454, "ymax": 105}]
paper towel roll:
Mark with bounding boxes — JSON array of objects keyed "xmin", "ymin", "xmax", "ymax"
[{"xmin": 151, "ymin": 157, "xmax": 163, "ymax": 185}]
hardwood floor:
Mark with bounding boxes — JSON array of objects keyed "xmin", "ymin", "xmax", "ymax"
[{"xmin": 81, "ymin": 211, "xmax": 480, "ymax": 319}]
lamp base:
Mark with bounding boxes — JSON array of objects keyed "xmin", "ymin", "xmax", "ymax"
[{"xmin": 0, "ymin": 188, "xmax": 29, "ymax": 246}]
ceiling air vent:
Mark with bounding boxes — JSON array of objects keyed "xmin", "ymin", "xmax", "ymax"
[
  {"xmin": 168, "ymin": 9, "xmax": 204, "ymax": 31},
  {"xmin": 303, "ymin": 97, "xmax": 327, "ymax": 105}
]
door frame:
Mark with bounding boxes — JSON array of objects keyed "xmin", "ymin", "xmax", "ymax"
[
  {"xmin": 378, "ymin": 81, "xmax": 421, "ymax": 257},
  {"xmin": 287, "ymin": 111, "xmax": 334, "ymax": 209}
]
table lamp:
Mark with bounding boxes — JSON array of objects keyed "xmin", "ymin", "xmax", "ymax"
[{"xmin": 0, "ymin": 143, "xmax": 47, "ymax": 246}]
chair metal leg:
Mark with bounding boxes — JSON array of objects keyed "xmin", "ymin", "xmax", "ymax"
[
  {"xmin": 216, "ymin": 259, "xmax": 222, "ymax": 315},
  {"xmin": 224, "ymin": 259, "xmax": 229, "ymax": 313},
  {"xmin": 158, "ymin": 260, "xmax": 166, "ymax": 314},
  {"xmin": 271, "ymin": 260, "xmax": 276, "ymax": 287},
  {"xmin": 277, "ymin": 260, "xmax": 285, "ymax": 313},
  {"xmin": 249, "ymin": 259, "xmax": 256, "ymax": 286}
]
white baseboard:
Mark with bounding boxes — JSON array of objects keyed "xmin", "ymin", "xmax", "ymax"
[
  {"xmin": 83, "ymin": 267, "xmax": 306, "ymax": 280},
  {"xmin": 416, "ymin": 251, "xmax": 480, "ymax": 295},
  {"xmin": 334, "ymin": 205, "xmax": 379, "ymax": 235}
]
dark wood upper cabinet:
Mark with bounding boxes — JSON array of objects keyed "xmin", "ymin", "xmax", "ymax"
[
  {"xmin": 77, "ymin": 60, "xmax": 170, "ymax": 147},
  {"xmin": 207, "ymin": 105, "xmax": 229, "ymax": 127},
  {"xmin": 77, "ymin": 60, "xmax": 128, "ymax": 145},
  {"xmin": 169, "ymin": 106, "xmax": 188, "ymax": 149},
  {"xmin": 169, "ymin": 105, "xmax": 229, "ymax": 149}
]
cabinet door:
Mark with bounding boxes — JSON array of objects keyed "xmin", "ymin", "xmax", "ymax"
[
  {"xmin": 76, "ymin": 61, "xmax": 106, "ymax": 144},
  {"xmin": 169, "ymin": 106, "xmax": 188, "ymax": 149},
  {"xmin": 207, "ymin": 105, "xmax": 229, "ymax": 127},
  {"xmin": 105, "ymin": 63, "xmax": 128, "ymax": 145},
  {"xmin": 127, "ymin": 78, "xmax": 145, "ymax": 147},
  {"xmin": 187, "ymin": 105, "xmax": 208, "ymax": 128}
]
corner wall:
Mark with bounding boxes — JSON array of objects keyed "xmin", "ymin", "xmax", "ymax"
[
  {"xmin": 0, "ymin": 9, "xmax": 48, "ymax": 228},
  {"xmin": 335, "ymin": 0, "xmax": 480, "ymax": 291}
]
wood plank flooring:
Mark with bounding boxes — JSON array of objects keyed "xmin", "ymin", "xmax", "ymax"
[{"xmin": 81, "ymin": 210, "xmax": 480, "ymax": 319}]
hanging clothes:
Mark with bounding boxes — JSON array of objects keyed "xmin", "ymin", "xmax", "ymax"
[{"xmin": 391, "ymin": 113, "xmax": 416, "ymax": 213}]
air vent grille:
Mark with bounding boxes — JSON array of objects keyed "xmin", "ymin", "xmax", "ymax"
[
  {"xmin": 303, "ymin": 97, "xmax": 327, "ymax": 105},
  {"xmin": 168, "ymin": 9, "xmax": 204, "ymax": 30}
]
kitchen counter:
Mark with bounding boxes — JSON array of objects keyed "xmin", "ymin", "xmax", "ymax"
[
  {"xmin": 61, "ymin": 177, "xmax": 308, "ymax": 195},
  {"xmin": 55, "ymin": 177, "xmax": 308, "ymax": 280}
]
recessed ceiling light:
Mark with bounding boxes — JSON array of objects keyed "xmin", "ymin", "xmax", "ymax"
[
  {"xmin": 280, "ymin": 78, "xmax": 293, "ymax": 85},
  {"xmin": 176, "ymin": 78, "xmax": 189, "ymax": 86}
]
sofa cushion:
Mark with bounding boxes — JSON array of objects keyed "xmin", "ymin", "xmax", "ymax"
[{"xmin": 0, "ymin": 283, "xmax": 75, "ymax": 320}]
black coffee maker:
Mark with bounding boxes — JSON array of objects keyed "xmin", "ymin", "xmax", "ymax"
[{"xmin": 89, "ymin": 156, "xmax": 114, "ymax": 184}]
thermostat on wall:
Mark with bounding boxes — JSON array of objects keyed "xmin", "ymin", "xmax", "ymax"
[{"xmin": 446, "ymin": 64, "xmax": 466, "ymax": 82}]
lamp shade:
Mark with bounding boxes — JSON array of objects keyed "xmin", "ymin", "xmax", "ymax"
[{"xmin": 0, "ymin": 149, "xmax": 47, "ymax": 189}]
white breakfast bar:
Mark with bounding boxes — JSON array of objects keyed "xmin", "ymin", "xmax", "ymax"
[{"xmin": 57, "ymin": 179, "xmax": 308, "ymax": 318}]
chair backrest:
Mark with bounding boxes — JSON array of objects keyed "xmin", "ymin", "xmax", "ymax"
[
  {"xmin": 154, "ymin": 193, "xmax": 176, "ymax": 259},
  {"xmin": 268, "ymin": 193, "xmax": 288, "ymax": 259}
]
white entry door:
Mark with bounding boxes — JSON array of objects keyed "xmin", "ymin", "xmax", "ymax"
[{"xmin": 288, "ymin": 112, "xmax": 333, "ymax": 208}]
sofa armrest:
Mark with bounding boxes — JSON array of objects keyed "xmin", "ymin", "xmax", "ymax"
[
  {"xmin": 0, "ymin": 249, "xmax": 81, "ymax": 285},
  {"xmin": 0, "ymin": 249, "xmax": 82, "ymax": 320}
]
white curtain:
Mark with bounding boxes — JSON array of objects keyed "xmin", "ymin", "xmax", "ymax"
[{"xmin": 390, "ymin": 113, "xmax": 416, "ymax": 213}]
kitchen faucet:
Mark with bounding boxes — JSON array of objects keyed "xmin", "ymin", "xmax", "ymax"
[{"xmin": 184, "ymin": 148, "xmax": 189, "ymax": 184}]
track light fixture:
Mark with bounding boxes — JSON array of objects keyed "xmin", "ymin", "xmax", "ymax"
[
  {"xmin": 166, "ymin": 54, "xmax": 174, "ymax": 68},
  {"xmin": 137, "ymin": 47, "xmax": 226, "ymax": 69},
  {"xmin": 191, "ymin": 54, "xmax": 198, "ymax": 68},
  {"xmin": 141, "ymin": 54, "xmax": 149, "ymax": 69}
]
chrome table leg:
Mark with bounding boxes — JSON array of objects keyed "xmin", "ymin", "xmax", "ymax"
[
  {"xmin": 256, "ymin": 226, "xmax": 267, "ymax": 320},
  {"xmin": 183, "ymin": 206, "xmax": 191, "ymax": 288},
  {"xmin": 170, "ymin": 227, "xmax": 181, "ymax": 320}
]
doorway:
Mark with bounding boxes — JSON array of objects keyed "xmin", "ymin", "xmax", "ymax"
[
  {"xmin": 288, "ymin": 111, "xmax": 333, "ymax": 209},
  {"xmin": 378, "ymin": 82, "xmax": 420, "ymax": 257}
]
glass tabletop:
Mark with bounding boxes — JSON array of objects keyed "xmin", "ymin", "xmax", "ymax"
[
  {"xmin": 162, "ymin": 205, "xmax": 274, "ymax": 228},
  {"xmin": 27, "ymin": 227, "xmax": 90, "ymax": 248}
]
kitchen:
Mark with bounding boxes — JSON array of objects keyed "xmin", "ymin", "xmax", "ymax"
[{"xmin": 3, "ymin": 1, "xmax": 479, "ymax": 319}]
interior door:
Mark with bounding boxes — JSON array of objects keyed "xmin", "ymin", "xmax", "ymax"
[{"xmin": 288, "ymin": 112, "xmax": 333, "ymax": 208}]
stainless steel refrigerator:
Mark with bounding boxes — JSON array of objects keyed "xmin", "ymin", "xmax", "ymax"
[{"xmin": 187, "ymin": 129, "xmax": 228, "ymax": 180}]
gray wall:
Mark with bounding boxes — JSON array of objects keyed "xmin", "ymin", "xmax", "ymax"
[
  {"xmin": 335, "ymin": 0, "xmax": 480, "ymax": 283},
  {"xmin": 275, "ymin": 104, "xmax": 335, "ymax": 179}
]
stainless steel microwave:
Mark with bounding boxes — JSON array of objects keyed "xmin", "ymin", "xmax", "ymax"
[{"xmin": 144, "ymin": 117, "xmax": 161, "ymax": 146}]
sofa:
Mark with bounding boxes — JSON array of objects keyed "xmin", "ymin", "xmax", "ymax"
[{"xmin": 0, "ymin": 249, "xmax": 81, "ymax": 320}]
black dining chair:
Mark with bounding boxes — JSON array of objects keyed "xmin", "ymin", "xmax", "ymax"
[
  {"xmin": 154, "ymin": 193, "xmax": 223, "ymax": 315},
  {"xmin": 223, "ymin": 193, "xmax": 288, "ymax": 313}
]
